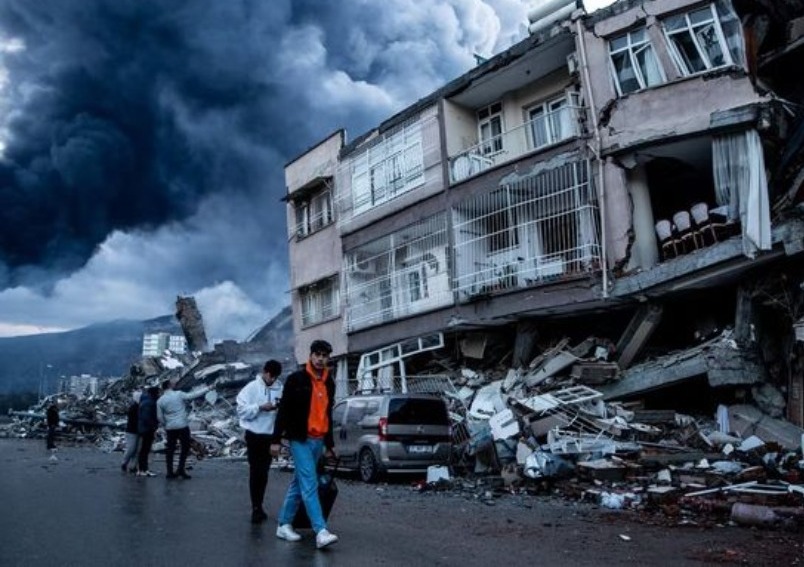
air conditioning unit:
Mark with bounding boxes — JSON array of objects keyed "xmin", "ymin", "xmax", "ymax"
[{"xmin": 351, "ymin": 257, "xmax": 376, "ymax": 276}]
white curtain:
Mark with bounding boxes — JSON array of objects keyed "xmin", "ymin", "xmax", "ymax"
[{"xmin": 712, "ymin": 129, "xmax": 771, "ymax": 258}]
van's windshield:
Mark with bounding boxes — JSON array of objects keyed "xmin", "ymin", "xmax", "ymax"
[{"xmin": 387, "ymin": 398, "xmax": 448, "ymax": 425}]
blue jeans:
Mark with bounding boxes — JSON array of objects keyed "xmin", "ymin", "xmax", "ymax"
[{"xmin": 278, "ymin": 438, "xmax": 326, "ymax": 533}]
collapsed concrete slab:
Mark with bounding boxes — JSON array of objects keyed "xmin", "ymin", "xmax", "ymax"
[{"xmin": 600, "ymin": 332, "xmax": 765, "ymax": 400}]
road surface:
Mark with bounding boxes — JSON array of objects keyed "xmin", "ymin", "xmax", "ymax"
[{"xmin": 0, "ymin": 439, "xmax": 800, "ymax": 566}]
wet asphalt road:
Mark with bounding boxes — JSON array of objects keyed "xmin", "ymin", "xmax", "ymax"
[{"xmin": 1, "ymin": 438, "xmax": 801, "ymax": 567}]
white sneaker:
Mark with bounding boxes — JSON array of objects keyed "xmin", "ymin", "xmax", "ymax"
[
  {"xmin": 137, "ymin": 470, "xmax": 156, "ymax": 477},
  {"xmin": 276, "ymin": 524, "xmax": 301, "ymax": 542},
  {"xmin": 315, "ymin": 529, "xmax": 338, "ymax": 549}
]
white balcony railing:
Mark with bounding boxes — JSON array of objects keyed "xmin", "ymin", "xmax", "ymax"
[{"xmin": 448, "ymin": 105, "xmax": 585, "ymax": 184}]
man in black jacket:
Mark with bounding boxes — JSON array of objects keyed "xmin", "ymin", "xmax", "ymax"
[
  {"xmin": 272, "ymin": 339, "xmax": 339, "ymax": 549},
  {"xmin": 136, "ymin": 386, "xmax": 160, "ymax": 477}
]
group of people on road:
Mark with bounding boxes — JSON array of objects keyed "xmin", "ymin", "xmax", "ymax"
[
  {"xmin": 116, "ymin": 338, "xmax": 340, "ymax": 549},
  {"xmin": 119, "ymin": 380, "xmax": 214, "ymax": 478}
]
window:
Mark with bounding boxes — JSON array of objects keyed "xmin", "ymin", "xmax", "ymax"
[
  {"xmin": 300, "ymin": 276, "xmax": 340, "ymax": 327},
  {"xmin": 351, "ymin": 122, "xmax": 424, "ymax": 215},
  {"xmin": 295, "ymin": 188, "xmax": 333, "ymax": 237},
  {"xmin": 406, "ymin": 266, "xmax": 430, "ymax": 303},
  {"xmin": 478, "ymin": 102, "xmax": 503, "ymax": 155},
  {"xmin": 663, "ymin": 2, "xmax": 744, "ymax": 76},
  {"xmin": 609, "ymin": 28, "xmax": 664, "ymax": 95},
  {"xmin": 528, "ymin": 93, "xmax": 580, "ymax": 149}
]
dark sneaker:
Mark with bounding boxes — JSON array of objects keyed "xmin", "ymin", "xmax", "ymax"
[
  {"xmin": 251, "ymin": 508, "xmax": 267, "ymax": 524},
  {"xmin": 177, "ymin": 471, "xmax": 192, "ymax": 480}
]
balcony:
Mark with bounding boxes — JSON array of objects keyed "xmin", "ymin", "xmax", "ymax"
[{"xmin": 448, "ymin": 104, "xmax": 585, "ymax": 184}]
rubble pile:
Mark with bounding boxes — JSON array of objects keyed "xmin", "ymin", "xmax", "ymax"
[
  {"xmin": 1, "ymin": 350, "xmax": 257, "ymax": 459},
  {"xmin": 2, "ymin": 324, "xmax": 802, "ymax": 531},
  {"xmin": 407, "ymin": 332, "xmax": 804, "ymax": 530}
]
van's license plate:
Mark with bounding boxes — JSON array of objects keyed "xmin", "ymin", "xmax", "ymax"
[{"xmin": 408, "ymin": 445, "xmax": 433, "ymax": 453}]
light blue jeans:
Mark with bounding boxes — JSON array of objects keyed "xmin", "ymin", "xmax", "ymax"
[{"xmin": 278, "ymin": 438, "xmax": 326, "ymax": 533}]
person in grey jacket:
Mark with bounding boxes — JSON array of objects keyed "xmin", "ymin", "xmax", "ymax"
[{"xmin": 157, "ymin": 379, "xmax": 215, "ymax": 479}]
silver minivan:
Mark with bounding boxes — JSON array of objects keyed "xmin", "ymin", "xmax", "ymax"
[{"xmin": 331, "ymin": 393, "xmax": 451, "ymax": 483}]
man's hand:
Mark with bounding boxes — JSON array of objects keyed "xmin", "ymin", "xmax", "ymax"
[
  {"xmin": 270, "ymin": 443, "xmax": 281, "ymax": 457},
  {"xmin": 324, "ymin": 447, "xmax": 336, "ymax": 460},
  {"xmin": 259, "ymin": 402, "xmax": 275, "ymax": 411}
]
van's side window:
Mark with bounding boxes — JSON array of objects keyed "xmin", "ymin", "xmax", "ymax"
[
  {"xmin": 332, "ymin": 402, "xmax": 347, "ymax": 425},
  {"xmin": 345, "ymin": 401, "xmax": 368, "ymax": 425}
]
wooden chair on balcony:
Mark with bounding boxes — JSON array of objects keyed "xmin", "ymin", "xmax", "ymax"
[
  {"xmin": 655, "ymin": 219, "xmax": 679, "ymax": 260},
  {"xmin": 690, "ymin": 202, "xmax": 717, "ymax": 246},
  {"xmin": 673, "ymin": 210, "xmax": 702, "ymax": 253}
]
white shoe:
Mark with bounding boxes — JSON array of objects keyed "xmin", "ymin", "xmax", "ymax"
[
  {"xmin": 137, "ymin": 470, "xmax": 156, "ymax": 477},
  {"xmin": 276, "ymin": 524, "xmax": 301, "ymax": 542},
  {"xmin": 316, "ymin": 528, "xmax": 338, "ymax": 549}
]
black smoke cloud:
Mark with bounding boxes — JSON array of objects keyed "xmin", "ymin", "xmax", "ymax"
[{"xmin": 0, "ymin": 0, "xmax": 525, "ymax": 337}]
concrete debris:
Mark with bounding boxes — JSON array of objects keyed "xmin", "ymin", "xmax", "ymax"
[{"xmin": 2, "ymin": 326, "xmax": 802, "ymax": 532}]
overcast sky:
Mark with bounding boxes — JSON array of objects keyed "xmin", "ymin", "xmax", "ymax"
[{"xmin": 0, "ymin": 0, "xmax": 614, "ymax": 342}]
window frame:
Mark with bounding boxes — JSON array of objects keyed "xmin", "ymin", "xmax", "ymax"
[
  {"xmin": 527, "ymin": 91, "xmax": 580, "ymax": 149},
  {"xmin": 299, "ymin": 276, "xmax": 340, "ymax": 328},
  {"xmin": 662, "ymin": 3, "xmax": 733, "ymax": 77},
  {"xmin": 478, "ymin": 102, "xmax": 504, "ymax": 156},
  {"xmin": 294, "ymin": 187, "xmax": 334, "ymax": 238},
  {"xmin": 608, "ymin": 27, "xmax": 665, "ymax": 96}
]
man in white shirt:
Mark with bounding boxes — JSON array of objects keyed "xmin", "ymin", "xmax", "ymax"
[
  {"xmin": 156, "ymin": 379, "xmax": 215, "ymax": 480},
  {"xmin": 237, "ymin": 359, "xmax": 284, "ymax": 524}
]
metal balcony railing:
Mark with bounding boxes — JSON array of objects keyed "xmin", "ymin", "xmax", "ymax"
[{"xmin": 448, "ymin": 105, "xmax": 585, "ymax": 184}]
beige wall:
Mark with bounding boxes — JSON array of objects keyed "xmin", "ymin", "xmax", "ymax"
[{"xmin": 285, "ymin": 131, "xmax": 347, "ymax": 361}]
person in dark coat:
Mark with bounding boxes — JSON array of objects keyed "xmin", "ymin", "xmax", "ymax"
[
  {"xmin": 120, "ymin": 391, "xmax": 141, "ymax": 473},
  {"xmin": 272, "ymin": 339, "xmax": 339, "ymax": 549},
  {"xmin": 45, "ymin": 402, "xmax": 59, "ymax": 450},
  {"xmin": 136, "ymin": 386, "xmax": 160, "ymax": 477}
]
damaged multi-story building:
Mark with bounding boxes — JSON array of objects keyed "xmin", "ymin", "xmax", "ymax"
[{"xmin": 284, "ymin": 0, "xmax": 804, "ymax": 426}]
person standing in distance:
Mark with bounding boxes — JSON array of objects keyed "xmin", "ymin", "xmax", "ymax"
[
  {"xmin": 236, "ymin": 359, "xmax": 284, "ymax": 524},
  {"xmin": 45, "ymin": 401, "xmax": 59, "ymax": 450},
  {"xmin": 137, "ymin": 386, "xmax": 161, "ymax": 477},
  {"xmin": 273, "ymin": 339, "xmax": 339, "ymax": 549},
  {"xmin": 157, "ymin": 379, "xmax": 215, "ymax": 480},
  {"xmin": 121, "ymin": 391, "xmax": 142, "ymax": 473}
]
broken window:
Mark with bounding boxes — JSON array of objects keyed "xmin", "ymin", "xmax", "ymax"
[
  {"xmin": 478, "ymin": 102, "xmax": 503, "ymax": 155},
  {"xmin": 300, "ymin": 276, "xmax": 340, "ymax": 328},
  {"xmin": 528, "ymin": 93, "xmax": 581, "ymax": 149},
  {"xmin": 608, "ymin": 28, "xmax": 664, "ymax": 96},
  {"xmin": 294, "ymin": 188, "xmax": 334, "ymax": 238},
  {"xmin": 712, "ymin": 129, "xmax": 771, "ymax": 257},
  {"xmin": 662, "ymin": 1, "xmax": 745, "ymax": 76}
]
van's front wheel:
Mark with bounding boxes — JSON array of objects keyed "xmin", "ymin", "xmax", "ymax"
[{"xmin": 359, "ymin": 448, "xmax": 380, "ymax": 483}]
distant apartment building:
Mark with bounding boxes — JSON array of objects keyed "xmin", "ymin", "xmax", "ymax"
[
  {"xmin": 61, "ymin": 374, "xmax": 100, "ymax": 397},
  {"xmin": 284, "ymin": 0, "xmax": 804, "ymax": 423},
  {"xmin": 142, "ymin": 332, "xmax": 187, "ymax": 357}
]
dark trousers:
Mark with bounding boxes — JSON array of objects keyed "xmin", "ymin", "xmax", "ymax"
[
  {"xmin": 245, "ymin": 430, "xmax": 274, "ymax": 510},
  {"xmin": 46, "ymin": 426, "xmax": 56, "ymax": 450},
  {"xmin": 138, "ymin": 430, "xmax": 155, "ymax": 471},
  {"xmin": 165, "ymin": 427, "xmax": 191, "ymax": 475}
]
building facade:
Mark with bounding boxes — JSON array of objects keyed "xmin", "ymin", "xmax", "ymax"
[{"xmin": 284, "ymin": 0, "xmax": 804, "ymax": 423}]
